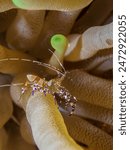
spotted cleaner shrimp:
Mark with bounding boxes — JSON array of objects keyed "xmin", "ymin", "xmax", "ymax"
[{"xmin": 0, "ymin": 34, "xmax": 77, "ymax": 115}]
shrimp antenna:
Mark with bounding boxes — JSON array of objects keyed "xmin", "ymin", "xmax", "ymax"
[
  {"xmin": 48, "ymin": 49, "xmax": 66, "ymax": 73},
  {"xmin": 0, "ymin": 58, "xmax": 64, "ymax": 76}
]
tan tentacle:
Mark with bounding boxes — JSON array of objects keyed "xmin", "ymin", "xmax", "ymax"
[
  {"xmin": 75, "ymin": 101, "xmax": 112, "ymax": 125},
  {"xmin": 0, "ymin": 0, "xmax": 92, "ymax": 12},
  {"xmin": 0, "ymin": 88, "xmax": 13, "ymax": 128},
  {"xmin": 62, "ymin": 70, "xmax": 112, "ymax": 109},
  {"xmin": 10, "ymin": 74, "xmax": 83, "ymax": 150},
  {"xmin": 65, "ymin": 23, "xmax": 113, "ymax": 61},
  {"xmin": 63, "ymin": 114, "xmax": 112, "ymax": 150},
  {"xmin": 6, "ymin": 10, "xmax": 45, "ymax": 52}
]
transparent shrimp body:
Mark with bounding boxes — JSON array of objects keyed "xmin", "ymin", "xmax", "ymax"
[{"xmin": 0, "ymin": 34, "xmax": 77, "ymax": 115}]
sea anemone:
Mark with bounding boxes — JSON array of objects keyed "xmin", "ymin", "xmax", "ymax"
[{"xmin": 0, "ymin": 0, "xmax": 113, "ymax": 150}]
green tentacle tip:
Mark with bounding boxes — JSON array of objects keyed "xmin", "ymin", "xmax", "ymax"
[
  {"xmin": 51, "ymin": 34, "xmax": 68, "ymax": 53},
  {"xmin": 12, "ymin": 0, "xmax": 27, "ymax": 8}
]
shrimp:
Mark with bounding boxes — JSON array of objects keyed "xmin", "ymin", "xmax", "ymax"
[{"xmin": 0, "ymin": 35, "xmax": 77, "ymax": 115}]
